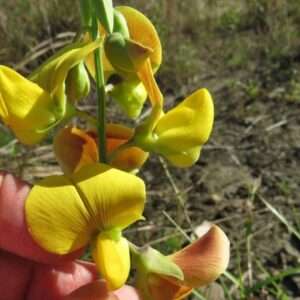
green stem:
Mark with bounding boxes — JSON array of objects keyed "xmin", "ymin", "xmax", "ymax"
[
  {"xmin": 128, "ymin": 241, "xmax": 143, "ymax": 268},
  {"xmin": 91, "ymin": 12, "xmax": 107, "ymax": 163}
]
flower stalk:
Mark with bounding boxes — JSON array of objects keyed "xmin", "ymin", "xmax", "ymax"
[{"xmin": 80, "ymin": 0, "xmax": 108, "ymax": 163}]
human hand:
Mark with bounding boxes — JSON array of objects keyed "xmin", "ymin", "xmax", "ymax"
[{"xmin": 0, "ymin": 172, "xmax": 140, "ymax": 300}]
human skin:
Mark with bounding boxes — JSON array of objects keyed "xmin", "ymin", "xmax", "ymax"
[{"xmin": 0, "ymin": 172, "xmax": 140, "ymax": 300}]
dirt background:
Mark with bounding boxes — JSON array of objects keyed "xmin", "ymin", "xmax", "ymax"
[{"xmin": 0, "ymin": 1, "xmax": 300, "ymax": 299}]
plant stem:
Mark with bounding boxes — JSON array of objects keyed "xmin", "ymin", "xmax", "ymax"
[{"xmin": 91, "ymin": 13, "xmax": 107, "ymax": 163}]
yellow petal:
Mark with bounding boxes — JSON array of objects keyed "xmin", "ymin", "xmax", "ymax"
[
  {"xmin": 92, "ymin": 232, "xmax": 130, "ymax": 290},
  {"xmin": 117, "ymin": 6, "xmax": 162, "ymax": 70},
  {"xmin": 137, "ymin": 59, "xmax": 163, "ymax": 107},
  {"xmin": 25, "ymin": 175, "xmax": 92, "ymax": 254},
  {"xmin": 166, "ymin": 147, "xmax": 201, "ymax": 168},
  {"xmin": 0, "ymin": 65, "xmax": 57, "ymax": 145},
  {"xmin": 171, "ymin": 225, "xmax": 230, "ymax": 287},
  {"xmin": 53, "ymin": 127, "xmax": 99, "ymax": 175},
  {"xmin": 30, "ymin": 39, "xmax": 101, "ymax": 103},
  {"xmin": 155, "ymin": 88, "xmax": 214, "ymax": 152},
  {"xmin": 71, "ymin": 163, "xmax": 146, "ymax": 229}
]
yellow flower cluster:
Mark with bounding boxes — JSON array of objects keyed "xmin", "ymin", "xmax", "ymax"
[{"xmin": 0, "ymin": 3, "xmax": 229, "ymax": 299}]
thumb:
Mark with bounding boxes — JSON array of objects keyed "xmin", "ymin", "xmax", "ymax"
[
  {"xmin": 65, "ymin": 280, "xmax": 117, "ymax": 300},
  {"xmin": 65, "ymin": 280, "xmax": 141, "ymax": 300}
]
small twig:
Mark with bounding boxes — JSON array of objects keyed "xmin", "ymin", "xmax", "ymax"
[
  {"xmin": 159, "ymin": 157, "xmax": 194, "ymax": 230},
  {"xmin": 258, "ymin": 194, "xmax": 300, "ymax": 240},
  {"xmin": 265, "ymin": 119, "xmax": 287, "ymax": 132}
]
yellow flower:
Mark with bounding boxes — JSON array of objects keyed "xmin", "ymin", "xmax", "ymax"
[
  {"xmin": 53, "ymin": 124, "xmax": 148, "ymax": 175},
  {"xmin": 25, "ymin": 163, "xmax": 146, "ymax": 290},
  {"xmin": 30, "ymin": 39, "xmax": 101, "ymax": 106},
  {"xmin": 0, "ymin": 40, "xmax": 100, "ymax": 145},
  {"xmin": 134, "ymin": 88, "xmax": 214, "ymax": 167},
  {"xmin": 0, "ymin": 65, "xmax": 57, "ymax": 144},
  {"xmin": 85, "ymin": 6, "xmax": 163, "ymax": 113},
  {"xmin": 136, "ymin": 225, "xmax": 230, "ymax": 300}
]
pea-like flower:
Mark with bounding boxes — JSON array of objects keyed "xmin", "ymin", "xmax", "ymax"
[
  {"xmin": 25, "ymin": 163, "xmax": 146, "ymax": 290},
  {"xmin": 135, "ymin": 225, "xmax": 230, "ymax": 300},
  {"xmin": 53, "ymin": 124, "xmax": 148, "ymax": 175},
  {"xmin": 0, "ymin": 65, "xmax": 57, "ymax": 144},
  {"xmin": 86, "ymin": 6, "xmax": 163, "ymax": 116},
  {"xmin": 134, "ymin": 88, "xmax": 214, "ymax": 167},
  {"xmin": 0, "ymin": 40, "xmax": 100, "ymax": 145}
]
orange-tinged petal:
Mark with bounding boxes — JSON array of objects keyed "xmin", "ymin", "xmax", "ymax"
[
  {"xmin": 171, "ymin": 225, "xmax": 230, "ymax": 287},
  {"xmin": 106, "ymin": 124, "xmax": 149, "ymax": 172},
  {"xmin": 147, "ymin": 274, "xmax": 191, "ymax": 300},
  {"xmin": 137, "ymin": 59, "xmax": 163, "ymax": 107},
  {"xmin": 54, "ymin": 125, "xmax": 147, "ymax": 174},
  {"xmin": 65, "ymin": 280, "xmax": 118, "ymax": 300},
  {"xmin": 54, "ymin": 127, "xmax": 98, "ymax": 175}
]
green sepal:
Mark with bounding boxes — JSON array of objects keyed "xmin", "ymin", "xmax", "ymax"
[
  {"xmin": 79, "ymin": 0, "xmax": 93, "ymax": 29},
  {"xmin": 93, "ymin": 0, "xmax": 114, "ymax": 34},
  {"xmin": 132, "ymin": 245, "xmax": 184, "ymax": 281},
  {"xmin": 65, "ymin": 62, "xmax": 90, "ymax": 103},
  {"xmin": 113, "ymin": 10, "xmax": 130, "ymax": 38},
  {"xmin": 104, "ymin": 33, "xmax": 152, "ymax": 77}
]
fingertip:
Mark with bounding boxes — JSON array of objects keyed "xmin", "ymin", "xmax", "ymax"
[
  {"xmin": 65, "ymin": 280, "xmax": 117, "ymax": 300},
  {"xmin": 27, "ymin": 261, "xmax": 98, "ymax": 300},
  {"xmin": 114, "ymin": 285, "xmax": 141, "ymax": 300}
]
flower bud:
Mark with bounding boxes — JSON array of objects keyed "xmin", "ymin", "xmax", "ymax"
[
  {"xmin": 113, "ymin": 9, "xmax": 130, "ymax": 38},
  {"xmin": 65, "ymin": 62, "xmax": 90, "ymax": 103},
  {"xmin": 104, "ymin": 32, "xmax": 152, "ymax": 78},
  {"xmin": 110, "ymin": 80, "xmax": 147, "ymax": 118}
]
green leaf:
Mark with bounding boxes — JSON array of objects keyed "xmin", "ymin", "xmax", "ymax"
[{"xmin": 93, "ymin": 0, "xmax": 114, "ymax": 34}]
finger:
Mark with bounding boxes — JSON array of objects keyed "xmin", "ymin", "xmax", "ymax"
[
  {"xmin": 0, "ymin": 250, "xmax": 33, "ymax": 300},
  {"xmin": 27, "ymin": 261, "xmax": 98, "ymax": 300},
  {"xmin": 64, "ymin": 280, "xmax": 117, "ymax": 300},
  {"xmin": 114, "ymin": 285, "xmax": 141, "ymax": 300},
  {"xmin": 0, "ymin": 172, "xmax": 83, "ymax": 264},
  {"xmin": 65, "ymin": 281, "xmax": 141, "ymax": 300}
]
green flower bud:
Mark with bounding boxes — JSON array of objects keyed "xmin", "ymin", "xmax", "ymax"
[
  {"xmin": 65, "ymin": 62, "xmax": 90, "ymax": 103},
  {"xmin": 104, "ymin": 32, "xmax": 153, "ymax": 78},
  {"xmin": 113, "ymin": 9, "xmax": 130, "ymax": 38},
  {"xmin": 110, "ymin": 80, "xmax": 147, "ymax": 119}
]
